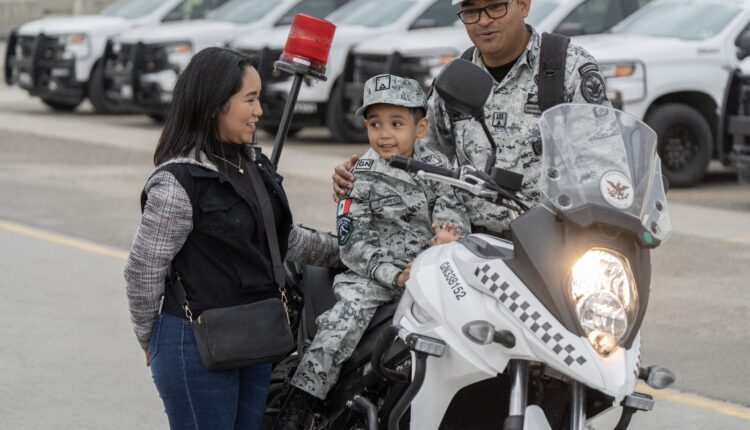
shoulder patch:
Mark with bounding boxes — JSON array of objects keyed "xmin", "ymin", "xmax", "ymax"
[
  {"xmin": 337, "ymin": 198, "xmax": 352, "ymax": 217},
  {"xmin": 337, "ymin": 216, "xmax": 354, "ymax": 246},
  {"xmin": 492, "ymin": 112, "xmax": 507, "ymax": 128},
  {"xmin": 578, "ymin": 62, "xmax": 599, "ymax": 77},
  {"xmin": 355, "ymin": 159, "xmax": 375, "ymax": 171},
  {"xmin": 581, "ymin": 73, "xmax": 606, "ymax": 105},
  {"xmin": 421, "ymin": 154, "xmax": 442, "ymax": 166}
]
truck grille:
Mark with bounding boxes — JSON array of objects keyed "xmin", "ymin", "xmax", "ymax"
[{"xmin": 352, "ymin": 53, "xmax": 388, "ymax": 84}]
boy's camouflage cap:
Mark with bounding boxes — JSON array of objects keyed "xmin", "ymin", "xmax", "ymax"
[{"xmin": 354, "ymin": 74, "xmax": 427, "ymax": 119}]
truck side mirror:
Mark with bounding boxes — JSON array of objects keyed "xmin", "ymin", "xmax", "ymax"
[
  {"xmin": 737, "ymin": 31, "xmax": 750, "ymax": 60},
  {"xmin": 554, "ymin": 23, "xmax": 585, "ymax": 37}
]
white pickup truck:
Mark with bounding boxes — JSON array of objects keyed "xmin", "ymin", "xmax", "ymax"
[
  {"xmin": 103, "ymin": 0, "xmax": 351, "ymax": 120},
  {"xmin": 230, "ymin": 0, "xmax": 459, "ymax": 140},
  {"xmin": 3, "ymin": 0, "xmax": 228, "ymax": 113},
  {"xmin": 338, "ymin": 0, "xmax": 648, "ymax": 141},
  {"xmin": 574, "ymin": 0, "xmax": 750, "ymax": 187}
]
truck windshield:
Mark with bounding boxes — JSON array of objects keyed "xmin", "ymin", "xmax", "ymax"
[
  {"xmin": 613, "ymin": 0, "xmax": 740, "ymax": 40},
  {"xmin": 327, "ymin": 0, "xmax": 416, "ymax": 28},
  {"xmin": 209, "ymin": 0, "xmax": 279, "ymax": 24},
  {"xmin": 527, "ymin": 0, "xmax": 559, "ymax": 26},
  {"xmin": 276, "ymin": 0, "xmax": 346, "ymax": 26},
  {"xmin": 101, "ymin": 0, "xmax": 166, "ymax": 19}
]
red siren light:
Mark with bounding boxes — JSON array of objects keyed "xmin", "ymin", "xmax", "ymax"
[{"xmin": 280, "ymin": 14, "xmax": 336, "ymax": 73}]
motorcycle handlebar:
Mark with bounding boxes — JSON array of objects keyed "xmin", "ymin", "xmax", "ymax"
[{"xmin": 389, "ymin": 155, "xmax": 459, "ymax": 179}]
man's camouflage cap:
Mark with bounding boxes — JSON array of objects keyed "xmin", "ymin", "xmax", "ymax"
[{"xmin": 354, "ymin": 74, "xmax": 427, "ymax": 119}]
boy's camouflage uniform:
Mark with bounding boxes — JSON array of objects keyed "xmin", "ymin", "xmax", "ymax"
[
  {"xmin": 424, "ymin": 27, "xmax": 612, "ymax": 233},
  {"xmin": 291, "ymin": 75, "xmax": 469, "ymax": 399}
]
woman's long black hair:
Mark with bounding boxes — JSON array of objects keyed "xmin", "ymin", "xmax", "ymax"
[{"xmin": 153, "ymin": 47, "xmax": 259, "ymax": 166}]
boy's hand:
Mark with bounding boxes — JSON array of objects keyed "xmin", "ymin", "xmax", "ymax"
[
  {"xmin": 144, "ymin": 349, "xmax": 151, "ymax": 367},
  {"xmin": 396, "ymin": 262, "xmax": 413, "ymax": 288},
  {"xmin": 430, "ymin": 222, "xmax": 462, "ymax": 245},
  {"xmin": 332, "ymin": 154, "xmax": 360, "ymax": 202}
]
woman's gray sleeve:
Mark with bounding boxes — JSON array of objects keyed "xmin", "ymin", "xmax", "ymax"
[
  {"xmin": 286, "ymin": 224, "xmax": 341, "ymax": 267},
  {"xmin": 124, "ymin": 171, "xmax": 193, "ymax": 351}
]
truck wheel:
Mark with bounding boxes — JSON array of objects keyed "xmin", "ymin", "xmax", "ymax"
[
  {"xmin": 88, "ymin": 61, "xmax": 133, "ymax": 114},
  {"xmin": 40, "ymin": 97, "xmax": 82, "ymax": 111},
  {"xmin": 147, "ymin": 113, "xmax": 166, "ymax": 123},
  {"xmin": 326, "ymin": 80, "xmax": 367, "ymax": 143},
  {"xmin": 259, "ymin": 124, "xmax": 302, "ymax": 138},
  {"xmin": 647, "ymin": 103, "xmax": 712, "ymax": 187}
]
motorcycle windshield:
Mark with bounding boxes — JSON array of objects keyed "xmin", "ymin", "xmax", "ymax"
[{"xmin": 538, "ymin": 104, "xmax": 671, "ymax": 244}]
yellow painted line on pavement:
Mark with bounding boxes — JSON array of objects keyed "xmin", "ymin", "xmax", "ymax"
[
  {"xmin": 0, "ymin": 219, "xmax": 128, "ymax": 260},
  {"xmin": 638, "ymin": 383, "xmax": 750, "ymax": 421}
]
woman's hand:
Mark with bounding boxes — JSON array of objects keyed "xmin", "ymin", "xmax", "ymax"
[
  {"xmin": 430, "ymin": 222, "xmax": 462, "ymax": 245},
  {"xmin": 145, "ymin": 349, "xmax": 151, "ymax": 367},
  {"xmin": 332, "ymin": 154, "xmax": 360, "ymax": 202},
  {"xmin": 396, "ymin": 262, "xmax": 413, "ymax": 288}
]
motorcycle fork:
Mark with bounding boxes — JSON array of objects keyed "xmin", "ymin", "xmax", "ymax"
[
  {"xmin": 570, "ymin": 380, "xmax": 586, "ymax": 430},
  {"xmin": 504, "ymin": 360, "xmax": 529, "ymax": 430}
]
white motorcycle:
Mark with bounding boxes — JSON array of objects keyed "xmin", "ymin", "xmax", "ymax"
[
  {"xmin": 267, "ymin": 59, "xmax": 675, "ymax": 430},
  {"xmin": 384, "ymin": 59, "xmax": 675, "ymax": 430}
]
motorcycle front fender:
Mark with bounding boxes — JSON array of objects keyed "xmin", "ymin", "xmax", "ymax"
[{"xmin": 523, "ymin": 405, "xmax": 552, "ymax": 430}]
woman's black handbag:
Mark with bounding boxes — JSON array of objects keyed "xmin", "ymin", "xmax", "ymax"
[{"xmin": 170, "ymin": 159, "xmax": 294, "ymax": 370}]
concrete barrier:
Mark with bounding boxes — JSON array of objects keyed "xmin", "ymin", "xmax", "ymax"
[{"xmin": 0, "ymin": 0, "xmax": 116, "ymax": 39}]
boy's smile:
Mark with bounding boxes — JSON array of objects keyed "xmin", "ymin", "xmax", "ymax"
[{"xmin": 365, "ymin": 104, "xmax": 428, "ymax": 160}]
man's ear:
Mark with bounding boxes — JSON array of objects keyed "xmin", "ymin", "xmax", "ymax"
[
  {"xmin": 519, "ymin": 0, "xmax": 531, "ymax": 18},
  {"xmin": 416, "ymin": 116, "xmax": 429, "ymax": 139}
]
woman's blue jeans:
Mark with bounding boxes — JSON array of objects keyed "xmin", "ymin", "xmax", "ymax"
[{"xmin": 149, "ymin": 313, "xmax": 272, "ymax": 430}]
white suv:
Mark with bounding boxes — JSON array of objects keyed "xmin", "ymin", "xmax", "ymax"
[
  {"xmin": 575, "ymin": 0, "xmax": 750, "ymax": 187},
  {"xmin": 4, "ymin": 0, "xmax": 228, "ymax": 113}
]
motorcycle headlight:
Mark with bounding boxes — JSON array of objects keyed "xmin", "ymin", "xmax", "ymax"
[
  {"xmin": 59, "ymin": 33, "xmax": 91, "ymax": 60},
  {"xmin": 569, "ymin": 248, "xmax": 637, "ymax": 357},
  {"xmin": 165, "ymin": 42, "xmax": 193, "ymax": 74}
]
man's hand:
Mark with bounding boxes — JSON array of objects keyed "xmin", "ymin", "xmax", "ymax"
[
  {"xmin": 430, "ymin": 222, "xmax": 462, "ymax": 245},
  {"xmin": 396, "ymin": 262, "xmax": 413, "ymax": 288},
  {"xmin": 332, "ymin": 154, "xmax": 360, "ymax": 202}
]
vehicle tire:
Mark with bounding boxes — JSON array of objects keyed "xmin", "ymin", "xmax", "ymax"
[
  {"xmin": 738, "ymin": 170, "xmax": 750, "ymax": 185},
  {"xmin": 147, "ymin": 112, "xmax": 166, "ymax": 123},
  {"xmin": 87, "ymin": 61, "xmax": 134, "ymax": 114},
  {"xmin": 646, "ymin": 103, "xmax": 712, "ymax": 187},
  {"xmin": 326, "ymin": 80, "xmax": 368, "ymax": 143},
  {"xmin": 40, "ymin": 97, "xmax": 82, "ymax": 111},
  {"xmin": 259, "ymin": 124, "xmax": 302, "ymax": 138}
]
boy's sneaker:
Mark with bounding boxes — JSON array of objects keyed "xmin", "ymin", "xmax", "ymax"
[{"xmin": 276, "ymin": 387, "xmax": 319, "ymax": 430}]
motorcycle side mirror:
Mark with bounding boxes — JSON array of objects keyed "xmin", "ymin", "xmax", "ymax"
[
  {"xmin": 434, "ymin": 58, "xmax": 493, "ymax": 120},
  {"xmin": 434, "ymin": 59, "xmax": 498, "ymax": 174}
]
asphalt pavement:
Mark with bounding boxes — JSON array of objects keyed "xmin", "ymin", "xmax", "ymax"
[{"xmin": 0, "ymin": 75, "xmax": 749, "ymax": 428}]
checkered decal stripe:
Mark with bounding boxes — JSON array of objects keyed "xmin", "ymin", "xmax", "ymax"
[{"xmin": 474, "ymin": 264, "xmax": 587, "ymax": 367}]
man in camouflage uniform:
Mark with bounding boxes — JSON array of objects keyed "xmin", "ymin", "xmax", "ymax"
[
  {"xmin": 333, "ymin": 0, "xmax": 612, "ymax": 233},
  {"xmin": 281, "ymin": 75, "xmax": 469, "ymax": 422}
]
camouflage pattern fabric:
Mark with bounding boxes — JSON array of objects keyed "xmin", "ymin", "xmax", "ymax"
[
  {"xmin": 424, "ymin": 26, "xmax": 612, "ymax": 233},
  {"xmin": 355, "ymin": 73, "xmax": 428, "ymax": 119},
  {"xmin": 291, "ymin": 144, "xmax": 469, "ymax": 399}
]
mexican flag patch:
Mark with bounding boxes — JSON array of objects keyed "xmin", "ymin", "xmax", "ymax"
[{"xmin": 337, "ymin": 198, "xmax": 352, "ymax": 217}]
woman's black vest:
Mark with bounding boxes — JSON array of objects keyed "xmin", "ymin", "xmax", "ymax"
[{"xmin": 141, "ymin": 154, "xmax": 293, "ymax": 319}]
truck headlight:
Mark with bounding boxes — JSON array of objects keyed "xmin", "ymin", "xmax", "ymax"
[
  {"xmin": 165, "ymin": 42, "xmax": 192, "ymax": 74},
  {"xmin": 59, "ymin": 33, "xmax": 91, "ymax": 60},
  {"xmin": 599, "ymin": 62, "xmax": 636, "ymax": 78},
  {"xmin": 569, "ymin": 248, "xmax": 638, "ymax": 357},
  {"xmin": 412, "ymin": 51, "xmax": 458, "ymax": 87}
]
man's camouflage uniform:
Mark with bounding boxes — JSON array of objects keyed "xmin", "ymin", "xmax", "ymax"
[
  {"xmin": 424, "ymin": 26, "xmax": 612, "ymax": 233},
  {"xmin": 291, "ymin": 75, "xmax": 470, "ymax": 399}
]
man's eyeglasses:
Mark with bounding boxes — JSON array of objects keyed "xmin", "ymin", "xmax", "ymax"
[{"xmin": 457, "ymin": 1, "xmax": 512, "ymax": 24}]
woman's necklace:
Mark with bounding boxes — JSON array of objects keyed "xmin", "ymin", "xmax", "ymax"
[{"xmin": 214, "ymin": 152, "xmax": 244, "ymax": 175}]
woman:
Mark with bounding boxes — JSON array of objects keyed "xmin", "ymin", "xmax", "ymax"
[{"xmin": 124, "ymin": 47, "xmax": 337, "ymax": 429}]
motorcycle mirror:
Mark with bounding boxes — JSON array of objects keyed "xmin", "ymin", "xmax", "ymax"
[
  {"xmin": 435, "ymin": 59, "xmax": 498, "ymax": 174},
  {"xmin": 434, "ymin": 59, "xmax": 493, "ymax": 120}
]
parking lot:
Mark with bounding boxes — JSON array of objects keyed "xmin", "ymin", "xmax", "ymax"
[{"xmin": 1, "ymin": 47, "xmax": 750, "ymax": 429}]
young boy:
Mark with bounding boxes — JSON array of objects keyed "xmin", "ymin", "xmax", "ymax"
[{"xmin": 279, "ymin": 74, "xmax": 469, "ymax": 427}]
